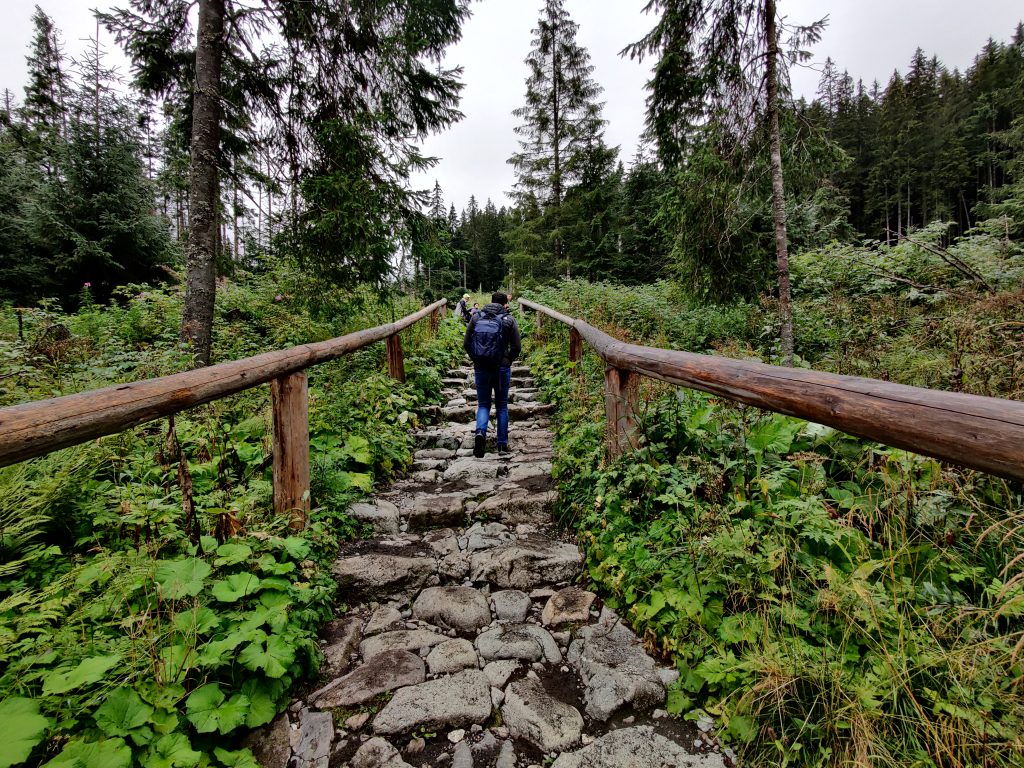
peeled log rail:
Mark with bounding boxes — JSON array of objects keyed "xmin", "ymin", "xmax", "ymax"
[
  {"xmin": 0, "ymin": 298, "xmax": 447, "ymax": 469},
  {"xmin": 518, "ymin": 297, "xmax": 1024, "ymax": 482}
]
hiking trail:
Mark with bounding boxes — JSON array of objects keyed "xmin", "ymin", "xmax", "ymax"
[{"xmin": 247, "ymin": 361, "xmax": 731, "ymax": 768}]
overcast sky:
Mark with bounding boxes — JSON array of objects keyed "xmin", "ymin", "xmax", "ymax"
[{"xmin": 2, "ymin": 0, "xmax": 1021, "ymax": 212}]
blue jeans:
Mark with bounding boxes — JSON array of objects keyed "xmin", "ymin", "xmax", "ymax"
[{"xmin": 475, "ymin": 366, "xmax": 511, "ymax": 445}]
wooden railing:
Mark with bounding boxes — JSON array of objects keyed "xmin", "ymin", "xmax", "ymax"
[
  {"xmin": 518, "ymin": 298, "xmax": 1024, "ymax": 483},
  {"xmin": 0, "ymin": 299, "xmax": 448, "ymax": 529}
]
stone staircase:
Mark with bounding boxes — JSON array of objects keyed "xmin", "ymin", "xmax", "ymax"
[{"xmin": 248, "ymin": 363, "xmax": 729, "ymax": 768}]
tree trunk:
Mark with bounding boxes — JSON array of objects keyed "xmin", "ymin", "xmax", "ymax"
[
  {"xmin": 551, "ymin": 37, "xmax": 563, "ymax": 272},
  {"xmin": 180, "ymin": 0, "xmax": 224, "ymax": 367},
  {"xmin": 764, "ymin": 0, "xmax": 794, "ymax": 367}
]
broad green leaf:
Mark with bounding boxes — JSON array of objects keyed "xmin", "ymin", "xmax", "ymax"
[
  {"xmin": 142, "ymin": 733, "xmax": 201, "ymax": 768},
  {"xmin": 149, "ymin": 709, "xmax": 179, "ymax": 735},
  {"xmin": 155, "ymin": 558, "xmax": 212, "ymax": 600},
  {"xmin": 241, "ymin": 679, "xmax": 282, "ymax": 728},
  {"xmin": 172, "ymin": 607, "xmax": 220, "ymax": 636},
  {"xmin": 256, "ymin": 554, "xmax": 294, "ymax": 575},
  {"xmin": 44, "ymin": 737, "xmax": 131, "ymax": 768},
  {"xmin": 157, "ymin": 644, "xmax": 196, "ymax": 681},
  {"xmin": 718, "ymin": 615, "xmax": 758, "ymax": 645},
  {"xmin": 341, "ymin": 435, "xmax": 372, "ymax": 464},
  {"xmin": 259, "ymin": 591, "xmax": 291, "ymax": 611},
  {"xmin": 185, "ymin": 684, "xmax": 224, "ymax": 734},
  {"xmin": 339, "ymin": 471, "xmax": 373, "ymax": 492},
  {"xmin": 665, "ymin": 689, "xmax": 693, "ymax": 716},
  {"xmin": 258, "ymin": 577, "xmax": 292, "ymax": 592},
  {"xmin": 42, "ymin": 655, "xmax": 121, "ymax": 695},
  {"xmin": 726, "ymin": 714, "xmax": 756, "ymax": 742},
  {"xmin": 137, "ymin": 683, "xmax": 186, "ymax": 711},
  {"xmin": 196, "ymin": 629, "xmax": 266, "ymax": 668},
  {"xmin": 746, "ymin": 416, "xmax": 804, "ymax": 455},
  {"xmin": 280, "ymin": 537, "xmax": 310, "ymax": 560},
  {"xmin": 213, "ymin": 748, "xmax": 261, "ymax": 768},
  {"xmin": 238, "ymin": 635, "xmax": 296, "ymax": 678},
  {"xmin": 216, "ymin": 694, "xmax": 251, "ymax": 734},
  {"xmin": 214, "ymin": 543, "xmax": 252, "ymax": 567},
  {"xmin": 633, "ymin": 590, "xmax": 667, "ymax": 621},
  {"xmin": 94, "ymin": 688, "xmax": 153, "ymax": 738},
  {"xmin": 0, "ymin": 697, "xmax": 51, "ymax": 768},
  {"xmin": 210, "ymin": 573, "xmax": 262, "ymax": 603}
]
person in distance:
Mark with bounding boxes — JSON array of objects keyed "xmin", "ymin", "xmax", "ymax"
[{"xmin": 464, "ymin": 292, "xmax": 521, "ymax": 457}]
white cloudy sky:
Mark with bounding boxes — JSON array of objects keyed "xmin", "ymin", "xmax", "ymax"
[{"xmin": 1, "ymin": 0, "xmax": 1021, "ymax": 212}]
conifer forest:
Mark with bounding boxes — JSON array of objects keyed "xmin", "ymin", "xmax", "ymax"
[{"xmin": 1, "ymin": 1, "xmax": 1023, "ymax": 767}]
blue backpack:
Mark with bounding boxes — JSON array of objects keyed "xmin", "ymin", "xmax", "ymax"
[{"xmin": 468, "ymin": 310, "xmax": 507, "ymax": 366}]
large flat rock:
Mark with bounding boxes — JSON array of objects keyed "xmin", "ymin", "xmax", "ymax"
[
  {"xmin": 407, "ymin": 493, "xmax": 467, "ymax": 531},
  {"xmin": 332, "ymin": 550, "xmax": 435, "ymax": 600},
  {"xmin": 320, "ymin": 616, "xmax": 362, "ymax": 676},
  {"xmin": 413, "ymin": 586, "xmax": 492, "ymax": 633},
  {"xmin": 360, "ymin": 629, "xmax": 449, "ymax": 661},
  {"xmin": 425, "ymin": 638, "xmax": 478, "ymax": 675},
  {"xmin": 503, "ymin": 677, "xmax": 583, "ymax": 752},
  {"xmin": 348, "ymin": 500, "xmax": 400, "ymax": 535},
  {"xmin": 312, "ymin": 650, "xmax": 425, "ymax": 708},
  {"xmin": 477, "ymin": 623, "xmax": 561, "ymax": 663},
  {"xmin": 542, "ymin": 587, "xmax": 597, "ymax": 626},
  {"xmin": 351, "ymin": 737, "xmax": 414, "ymax": 768},
  {"xmin": 551, "ymin": 726, "xmax": 723, "ymax": 768},
  {"xmin": 372, "ymin": 669, "xmax": 493, "ymax": 736},
  {"xmin": 567, "ymin": 610, "xmax": 666, "ymax": 721},
  {"xmin": 469, "ymin": 535, "xmax": 582, "ymax": 589},
  {"xmin": 474, "ymin": 488, "xmax": 557, "ymax": 525}
]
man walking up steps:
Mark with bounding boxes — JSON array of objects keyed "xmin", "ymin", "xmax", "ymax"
[{"xmin": 464, "ymin": 292, "xmax": 522, "ymax": 457}]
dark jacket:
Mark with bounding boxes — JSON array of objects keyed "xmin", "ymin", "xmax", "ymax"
[{"xmin": 464, "ymin": 303, "xmax": 522, "ymax": 368}]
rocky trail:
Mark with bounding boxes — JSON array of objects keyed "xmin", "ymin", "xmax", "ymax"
[{"xmin": 248, "ymin": 363, "xmax": 730, "ymax": 768}]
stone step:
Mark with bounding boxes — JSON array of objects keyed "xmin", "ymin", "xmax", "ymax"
[
  {"xmin": 440, "ymin": 402, "xmax": 555, "ymax": 421},
  {"xmin": 247, "ymin": 363, "xmax": 727, "ymax": 768}
]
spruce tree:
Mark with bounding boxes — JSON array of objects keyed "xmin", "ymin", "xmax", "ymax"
[
  {"xmin": 104, "ymin": 0, "xmax": 470, "ymax": 364},
  {"xmin": 508, "ymin": 0, "xmax": 612, "ymax": 278},
  {"xmin": 626, "ymin": 0, "xmax": 825, "ymax": 365},
  {"xmin": 21, "ymin": 6, "xmax": 69, "ymax": 175}
]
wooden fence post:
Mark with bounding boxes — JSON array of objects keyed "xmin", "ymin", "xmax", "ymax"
[
  {"xmin": 604, "ymin": 366, "xmax": 637, "ymax": 459},
  {"xmin": 535, "ymin": 311, "xmax": 544, "ymax": 339},
  {"xmin": 386, "ymin": 333, "xmax": 405, "ymax": 383},
  {"xmin": 569, "ymin": 327, "xmax": 583, "ymax": 363},
  {"xmin": 271, "ymin": 371, "xmax": 309, "ymax": 531},
  {"xmin": 430, "ymin": 306, "xmax": 442, "ymax": 333}
]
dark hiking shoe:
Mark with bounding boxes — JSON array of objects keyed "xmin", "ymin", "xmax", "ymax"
[
  {"xmin": 497, "ymin": 443, "xmax": 511, "ymax": 456},
  {"xmin": 474, "ymin": 431, "xmax": 486, "ymax": 458}
]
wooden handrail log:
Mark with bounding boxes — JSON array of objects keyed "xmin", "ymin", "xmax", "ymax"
[
  {"xmin": 517, "ymin": 297, "xmax": 1024, "ymax": 482},
  {"xmin": 0, "ymin": 298, "xmax": 447, "ymax": 468}
]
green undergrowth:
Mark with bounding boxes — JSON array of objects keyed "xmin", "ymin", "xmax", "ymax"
[
  {"xmin": 521, "ymin": 239, "xmax": 1024, "ymax": 768},
  {"xmin": 0, "ymin": 269, "xmax": 464, "ymax": 767}
]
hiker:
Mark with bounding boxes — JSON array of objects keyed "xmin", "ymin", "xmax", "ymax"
[
  {"xmin": 464, "ymin": 292, "xmax": 521, "ymax": 457},
  {"xmin": 455, "ymin": 293, "xmax": 472, "ymax": 324},
  {"xmin": 470, "ymin": 302, "xmax": 480, "ymax": 316}
]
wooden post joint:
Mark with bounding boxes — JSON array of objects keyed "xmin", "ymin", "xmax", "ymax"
[
  {"xmin": 569, "ymin": 327, "xmax": 583, "ymax": 363},
  {"xmin": 604, "ymin": 365, "xmax": 637, "ymax": 460},
  {"xmin": 271, "ymin": 371, "xmax": 310, "ymax": 531},
  {"xmin": 386, "ymin": 333, "xmax": 405, "ymax": 383}
]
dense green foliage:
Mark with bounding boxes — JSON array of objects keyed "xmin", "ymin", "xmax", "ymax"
[
  {"xmin": 505, "ymin": 0, "xmax": 617, "ymax": 281},
  {"xmin": 444, "ymin": 18, "xmax": 1024, "ymax": 300},
  {"xmin": 0, "ymin": 10, "xmax": 176, "ymax": 306},
  {"xmin": 0, "ymin": 273, "xmax": 463, "ymax": 768},
  {"xmin": 522, "ymin": 235, "xmax": 1024, "ymax": 767}
]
